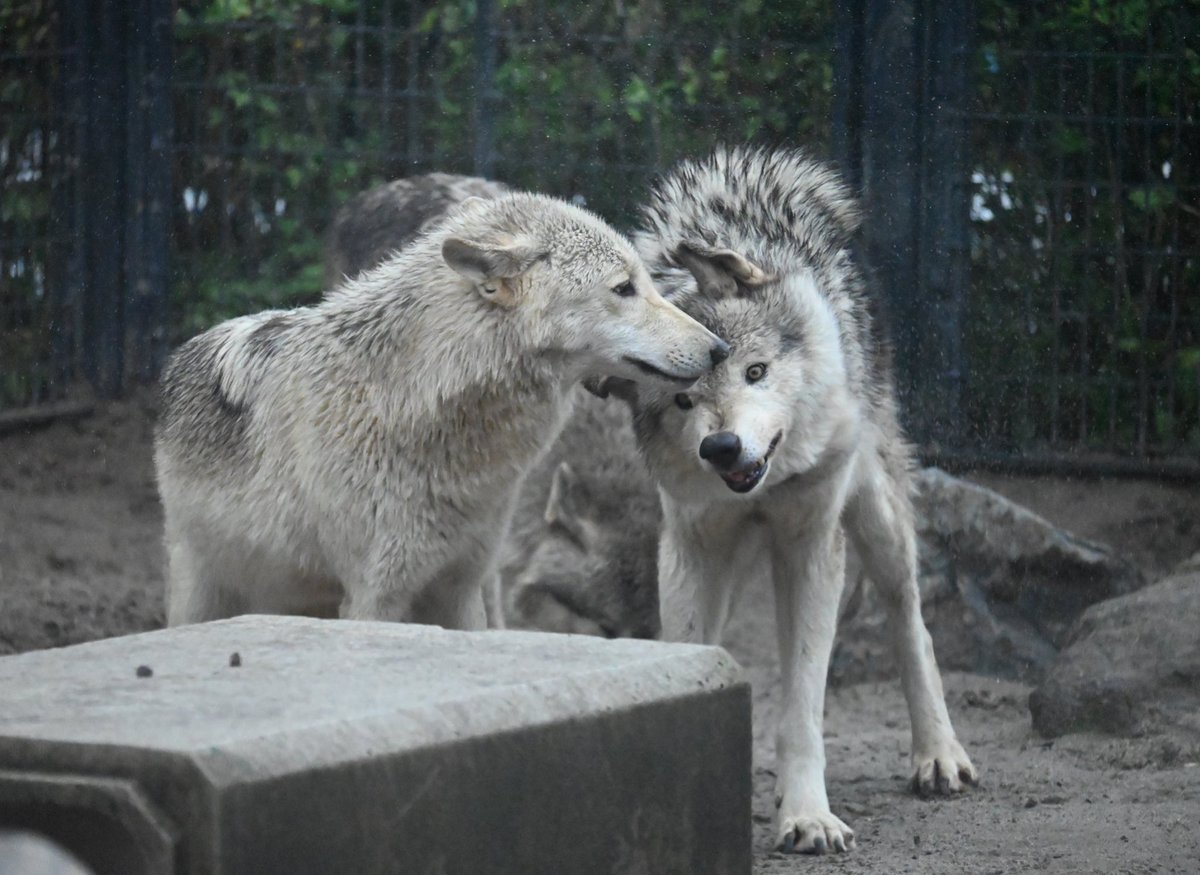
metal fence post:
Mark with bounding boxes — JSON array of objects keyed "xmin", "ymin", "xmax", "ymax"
[
  {"xmin": 918, "ymin": 0, "xmax": 972, "ymax": 446},
  {"xmin": 832, "ymin": 0, "xmax": 865, "ymax": 192},
  {"xmin": 54, "ymin": 0, "xmax": 88, "ymax": 396},
  {"xmin": 849, "ymin": 0, "xmax": 971, "ymax": 447},
  {"xmin": 73, "ymin": 0, "xmax": 173, "ymax": 397},
  {"xmin": 124, "ymin": 0, "xmax": 174, "ymax": 384},
  {"xmin": 78, "ymin": 0, "xmax": 129, "ymax": 398},
  {"xmin": 860, "ymin": 0, "xmax": 923, "ymax": 432},
  {"xmin": 474, "ymin": 0, "xmax": 498, "ymax": 178}
]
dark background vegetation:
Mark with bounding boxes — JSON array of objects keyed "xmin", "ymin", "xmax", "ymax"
[{"xmin": 1, "ymin": 0, "xmax": 1197, "ymax": 463}]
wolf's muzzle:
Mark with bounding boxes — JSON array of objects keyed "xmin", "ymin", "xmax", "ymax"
[
  {"xmin": 699, "ymin": 431, "xmax": 742, "ymax": 470},
  {"xmin": 710, "ymin": 340, "xmax": 731, "ymax": 366},
  {"xmin": 702, "ymin": 429, "xmax": 783, "ymax": 493},
  {"xmin": 622, "ymin": 356, "xmax": 701, "ymax": 385}
]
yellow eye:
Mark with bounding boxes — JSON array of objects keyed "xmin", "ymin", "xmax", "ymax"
[{"xmin": 746, "ymin": 363, "xmax": 767, "ymax": 383}]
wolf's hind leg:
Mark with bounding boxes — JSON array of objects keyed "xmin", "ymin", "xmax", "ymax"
[
  {"xmin": 657, "ymin": 510, "xmax": 755, "ymax": 645},
  {"xmin": 340, "ymin": 584, "xmax": 416, "ymax": 623},
  {"xmin": 165, "ymin": 535, "xmax": 245, "ymax": 626},
  {"xmin": 844, "ymin": 453, "xmax": 978, "ymax": 796},
  {"xmin": 411, "ymin": 579, "xmax": 488, "ymax": 631}
]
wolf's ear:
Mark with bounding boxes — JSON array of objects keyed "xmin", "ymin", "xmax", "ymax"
[
  {"xmin": 544, "ymin": 462, "xmax": 577, "ymax": 527},
  {"xmin": 544, "ymin": 462, "xmax": 591, "ymax": 549},
  {"xmin": 458, "ymin": 196, "xmax": 488, "ymax": 212},
  {"xmin": 442, "ymin": 236, "xmax": 545, "ymax": 307},
  {"xmin": 582, "ymin": 375, "xmax": 639, "ymax": 403},
  {"xmin": 674, "ymin": 243, "xmax": 773, "ymax": 299}
]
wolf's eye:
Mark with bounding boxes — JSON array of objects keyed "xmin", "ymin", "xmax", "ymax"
[
  {"xmin": 746, "ymin": 363, "xmax": 767, "ymax": 383},
  {"xmin": 611, "ymin": 280, "xmax": 636, "ymax": 298},
  {"xmin": 674, "ymin": 393, "xmax": 694, "ymax": 410}
]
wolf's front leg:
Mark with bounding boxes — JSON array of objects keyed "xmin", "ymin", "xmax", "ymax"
[
  {"xmin": 657, "ymin": 507, "xmax": 752, "ymax": 644},
  {"xmin": 770, "ymin": 521, "xmax": 855, "ymax": 854},
  {"xmin": 844, "ymin": 461, "xmax": 978, "ymax": 796}
]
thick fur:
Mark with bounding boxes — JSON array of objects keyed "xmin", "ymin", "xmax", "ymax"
[
  {"xmin": 325, "ymin": 172, "xmax": 509, "ymax": 286},
  {"xmin": 627, "ymin": 147, "xmax": 977, "ymax": 853},
  {"xmin": 156, "ymin": 192, "xmax": 725, "ymax": 630},
  {"xmin": 318, "ymin": 173, "xmax": 661, "ymax": 633},
  {"xmin": 500, "ymin": 386, "xmax": 661, "ymax": 640}
]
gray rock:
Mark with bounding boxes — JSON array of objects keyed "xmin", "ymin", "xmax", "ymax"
[
  {"xmin": 1029, "ymin": 567, "xmax": 1200, "ymax": 742},
  {"xmin": 832, "ymin": 469, "xmax": 1144, "ymax": 684},
  {"xmin": 0, "ymin": 616, "xmax": 750, "ymax": 875}
]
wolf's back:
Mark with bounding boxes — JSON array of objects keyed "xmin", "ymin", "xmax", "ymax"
[
  {"xmin": 636, "ymin": 146, "xmax": 861, "ymax": 280},
  {"xmin": 155, "ymin": 312, "xmax": 292, "ymax": 477}
]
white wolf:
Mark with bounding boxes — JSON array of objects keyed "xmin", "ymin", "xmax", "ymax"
[
  {"xmin": 156, "ymin": 192, "xmax": 727, "ymax": 630},
  {"xmin": 612, "ymin": 146, "xmax": 977, "ymax": 853}
]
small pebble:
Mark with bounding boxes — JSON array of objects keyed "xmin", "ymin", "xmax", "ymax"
[
  {"xmin": 229, "ymin": 652, "xmax": 242, "ymax": 667},
  {"xmin": 135, "ymin": 665, "xmax": 153, "ymax": 678}
]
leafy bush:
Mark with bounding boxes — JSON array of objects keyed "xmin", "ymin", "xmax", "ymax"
[
  {"xmin": 967, "ymin": 0, "xmax": 1200, "ymax": 453},
  {"xmin": 171, "ymin": 0, "xmax": 832, "ymax": 340}
]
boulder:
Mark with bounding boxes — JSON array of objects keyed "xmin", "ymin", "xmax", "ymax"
[
  {"xmin": 832, "ymin": 469, "xmax": 1145, "ymax": 684},
  {"xmin": 1029, "ymin": 564, "xmax": 1200, "ymax": 742}
]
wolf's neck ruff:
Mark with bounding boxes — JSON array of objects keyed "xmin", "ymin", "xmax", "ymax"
[{"xmin": 322, "ymin": 240, "xmax": 570, "ymax": 425}]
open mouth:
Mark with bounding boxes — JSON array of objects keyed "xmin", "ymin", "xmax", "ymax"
[
  {"xmin": 719, "ymin": 430, "xmax": 783, "ymax": 494},
  {"xmin": 721, "ymin": 463, "xmax": 766, "ymax": 493},
  {"xmin": 621, "ymin": 356, "xmax": 697, "ymax": 385}
]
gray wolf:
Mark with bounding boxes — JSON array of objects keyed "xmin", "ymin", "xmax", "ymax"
[
  {"xmin": 620, "ymin": 145, "xmax": 977, "ymax": 853},
  {"xmin": 500, "ymin": 386, "xmax": 661, "ymax": 640},
  {"xmin": 325, "ymin": 172, "xmax": 508, "ymax": 286},
  {"xmin": 321, "ymin": 173, "xmax": 658, "ymax": 632},
  {"xmin": 156, "ymin": 192, "xmax": 727, "ymax": 630},
  {"xmin": 320, "ymin": 173, "xmax": 660, "ymax": 636}
]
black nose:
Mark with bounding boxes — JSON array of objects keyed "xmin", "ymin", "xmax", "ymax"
[
  {"xmin": 699, "ymin": 431, "xmax": 742, "ymax": 470},
  {"xmin": 710, "ymin": 340, "xmax": 731, "ymax": 367}
]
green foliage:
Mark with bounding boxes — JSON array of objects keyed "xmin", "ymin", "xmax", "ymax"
[
  {"xmin": 9, "ymin": 0, "xmax": 1195, "ymax": 457},
  {"xmin": 967, "ymin": 0, "xmax": 1200, "ymax": 453},
  {"xmin": 170, "ymin": 0, "xmax": 832, "ymax": 340},
  {"xmin": 0, "ymin": 0, "xmax": 66, "ymax": 408}
]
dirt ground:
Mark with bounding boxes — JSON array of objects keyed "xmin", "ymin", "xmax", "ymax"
[{"xmin": 2, "ymin": 395, "xmax": 1199, "ymax": 872}]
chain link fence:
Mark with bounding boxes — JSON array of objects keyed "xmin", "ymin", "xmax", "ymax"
[
  {"xmin": 1, "ymin": 0, "xmax": 1197, "ymax": 472},
  {"xmin": 963, "ymin": 1, "xmax": 1200, "ymax": 462},
  {"xmin": 0, "ymin": 1, "xmax": 79, "ymax": 410},
  {"xmin": 169, "ymin": 0, "xmax": 831, "ymax": 337}
]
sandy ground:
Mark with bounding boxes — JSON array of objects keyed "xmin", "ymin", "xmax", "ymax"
[{"xmin": 1, "ymin": 395, "xmax": 1199, "ymax": 872}]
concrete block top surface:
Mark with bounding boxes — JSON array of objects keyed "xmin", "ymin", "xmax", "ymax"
[{"xmin": 0, "ymin": 616, "xmax": 742, "ymax": 785}]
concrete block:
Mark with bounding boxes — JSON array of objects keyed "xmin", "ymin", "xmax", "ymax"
[{"xmin": 0, "ymin": 616, "xmax": 750, "ymax": 874}]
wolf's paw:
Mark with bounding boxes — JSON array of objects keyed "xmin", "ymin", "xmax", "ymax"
[
  {"xmin": 910, "ymin": 737, "xmax": 978, "ymax": 797},
  {"xmin": 775, "ymin": 810, "xmax": 855, "ymax": 855}
]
